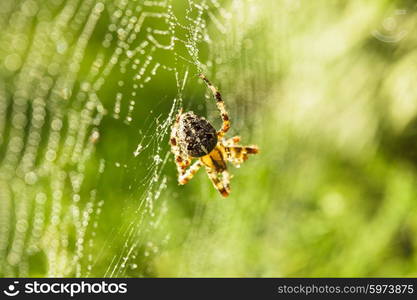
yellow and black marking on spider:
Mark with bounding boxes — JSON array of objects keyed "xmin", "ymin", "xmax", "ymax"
[{"xmin": 169, "ymin": 74, "xmax": 259, "ymax": 197}]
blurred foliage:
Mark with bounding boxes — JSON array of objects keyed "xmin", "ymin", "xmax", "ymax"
[{"xmin": 1, "ymin": 0, "xmax": 417, "ymax": 277}]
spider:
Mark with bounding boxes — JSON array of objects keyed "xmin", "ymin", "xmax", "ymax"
[{"xmin": 169, "ymin": 74, "xmax": 259, "ymax": 197}]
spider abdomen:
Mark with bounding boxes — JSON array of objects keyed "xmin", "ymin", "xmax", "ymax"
[{"xmin": 177, "ymin": 112, "xmax": 218, "ymax": 157}]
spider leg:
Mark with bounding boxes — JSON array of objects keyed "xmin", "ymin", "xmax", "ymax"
[
  {"xmin": 199, "ymin": 74, "xmax": 230, "ymax": 138},
  {"xmin": 221, "ymin": 169, "xmax": 231, "ymax": 194},
  {"xmin": 205, "ymin": 166, "xmax": 230, "ymax": 197},
  {"xmin": 224, "ymin": 145, "xmax": 259, "ymax": 167},
  {"xmin": 170, "ymin": 141, "xmax": 191, "ymax": 176},
  {"xmin": 178, "ymin": 160, "xmax": 203, "ymax": 185},
  {"xmin": 223, "ymin": 136, "xmax": 241, "ymax": 146},
  {"xmin": 170, "ymin": 112, "xmax": 191, "ymax": 175}
]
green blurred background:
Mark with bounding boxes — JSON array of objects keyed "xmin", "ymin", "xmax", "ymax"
[{"xmin": 1, "ymin": 0, "xmax": 417, "ymax": 277}]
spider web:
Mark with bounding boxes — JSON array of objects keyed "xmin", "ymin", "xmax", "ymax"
[{"xmin": 0, "ymin": 0, "xmax": 241, "ymax": 277}]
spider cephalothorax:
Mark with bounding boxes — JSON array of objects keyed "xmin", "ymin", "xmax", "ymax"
[{"xmin": 170, "ymin": 74, "xmax": 259, "ymax": 197}]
